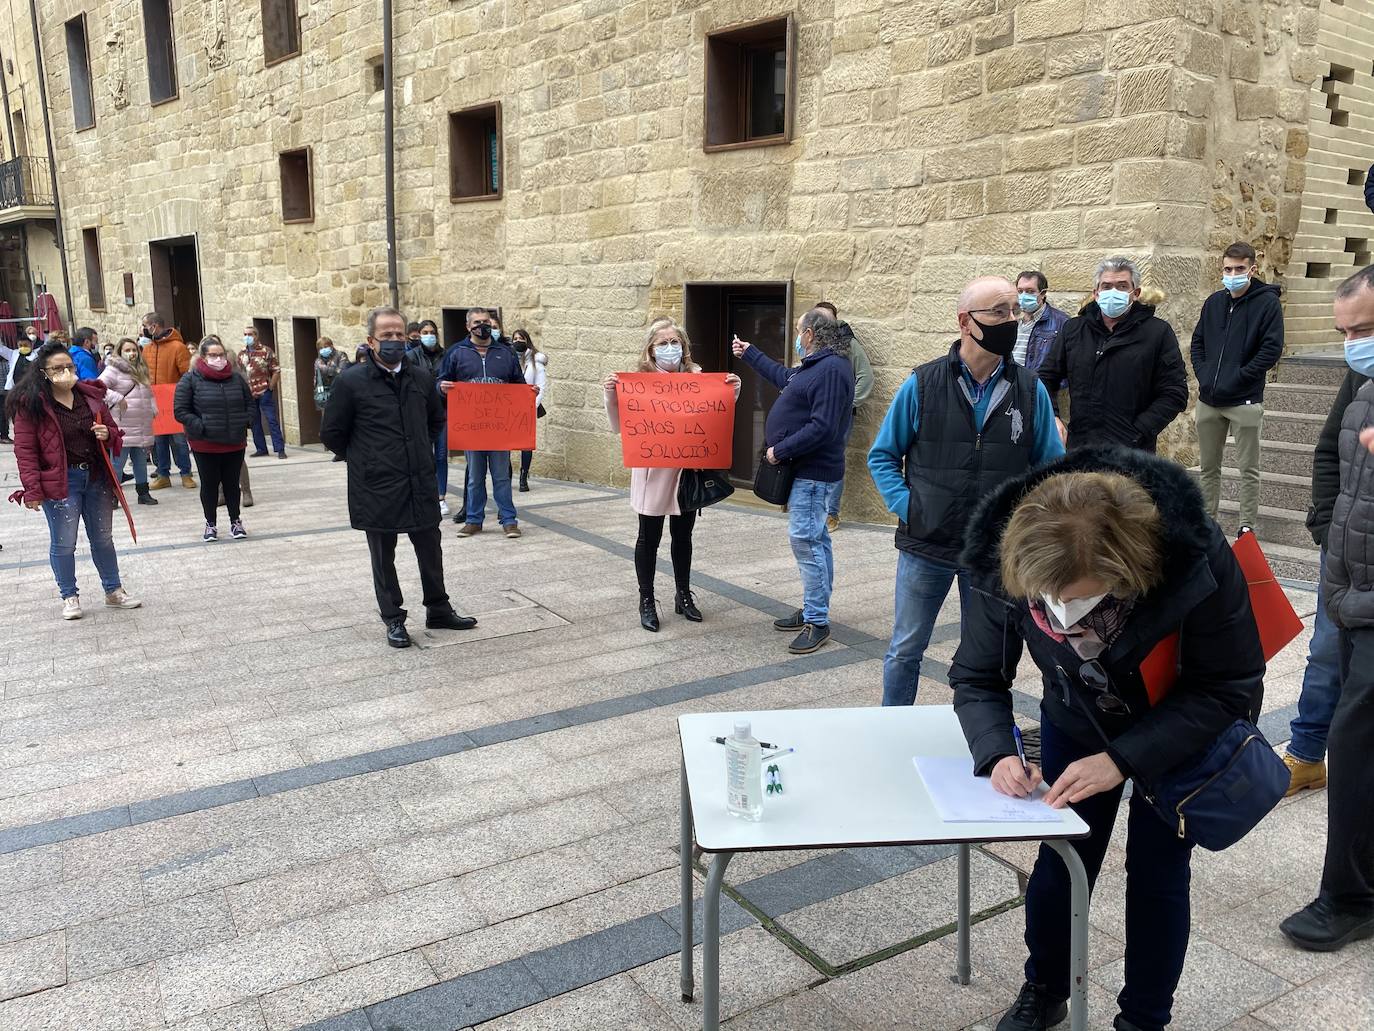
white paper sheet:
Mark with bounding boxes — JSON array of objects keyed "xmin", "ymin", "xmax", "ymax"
[{"xmin": 913, "ymin": 756, "xmax": 1063, "ymax": 824}]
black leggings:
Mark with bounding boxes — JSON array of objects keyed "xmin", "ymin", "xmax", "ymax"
[
  {"xmin": 192, "ymin": 449, "xmax": 245, "ymax": 524},
  {"xmin": 520, "ymin": 450, "xmax": 533, "ymax": 477},
  {"xmin": 634, "ymin": 511, "xmax": 696, "ymax": 596}
]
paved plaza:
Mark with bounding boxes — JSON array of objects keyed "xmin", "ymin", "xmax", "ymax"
[{"xmin": 0, "ymin": 445, "xmax": 1369, "ymax": 1031}]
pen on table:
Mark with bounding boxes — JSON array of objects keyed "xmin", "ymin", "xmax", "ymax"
[
  {"xmin": 762, "ymin": 747, "xmax": 794, "ymax": 762},
  {"xmin": 1011, "ymin": 724, "xmax": 1031, "ymax": 779},
  {"xmin": 710, "ymin": 736, "xmax": 782, "ymax": 750}
]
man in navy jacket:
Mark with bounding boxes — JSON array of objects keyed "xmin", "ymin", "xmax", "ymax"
[
  {"xmin": 437, "ymin": 307, "xmax": 529, "ymax": 538},
  {"xmin": 733, "ymin": 309, "xmax": 853, "ymax": 654}
]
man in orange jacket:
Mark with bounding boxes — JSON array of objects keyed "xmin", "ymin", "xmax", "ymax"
[{"xmin": 142, "ymin": 312, "xmax": 195, "ymax": 490}]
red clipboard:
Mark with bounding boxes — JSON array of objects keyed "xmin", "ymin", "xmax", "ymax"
[
  {"xmin": 1138, "ymin": 533, "xmax": 1304, "ymax": 702},
  {"xmin": 94, "ymin": 412, "xmax": 137, "ymax": 544}
]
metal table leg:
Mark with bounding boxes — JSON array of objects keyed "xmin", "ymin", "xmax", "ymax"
[
  {"xmin": 680, "ymin": 758, "xmax": 694, "ymax": 1003},
  {"xmin": 702, "ymin": 850, "xmax": 734, "ymax": 1031},
  {"xmin": 956, "ymin": 842, "xmax": 971, "ymax": 985},
  {"xmin": 1047, "ymin": 839, "xmax": 1090, "ymax": 1031}
]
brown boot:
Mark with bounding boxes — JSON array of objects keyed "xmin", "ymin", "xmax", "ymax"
[
  {"xmin": 149, "ymin": 475, "xmax": 171, "ymax": 490},
  {"xmin": 1282, "ymin": 753, "xmax": 1327, "ymax": 797}
]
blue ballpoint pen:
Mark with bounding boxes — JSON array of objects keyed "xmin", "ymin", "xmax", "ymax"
[{"xmin": 1011, "ymin": 725, "xmax": 1031, "ymax": 778}]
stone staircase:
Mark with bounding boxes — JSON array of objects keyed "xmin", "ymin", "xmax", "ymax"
[{"xmin": 1197, "ymin": 354, "xmax": 1347, "ymax": 585}]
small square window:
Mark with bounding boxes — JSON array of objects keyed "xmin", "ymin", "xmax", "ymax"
[
  {"xmin": 279, "ymin": 147, "xmax": 314, "ymax": 223},
  {"xmin": 367, "ymin": 58, "xmax": 384, "ymax": 94},
  {"xmin": 82, "ymin": 228, "xmax": 105, "ymax": 310},
  {"xmin": 704, "ymin": 15, "xmax": 795, "ymax": 152},
  {"xmin": 448, "ymin": 103, "xmax": 502, "ymax": 202}
]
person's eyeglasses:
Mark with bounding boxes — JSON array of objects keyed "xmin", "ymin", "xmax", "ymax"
[
  {"xmin": 45, "ymin": 363, "xmax": 75, "ymax": 373},
  {"xmin": 657, "ymin": 339, "xmax": 683, "ymax": 348},
  {"xmin": 1078, "ymin": 659, "xmax": 1131, "ymax": 716},
  {"xmin": 968, "ymin": 306, "xmax": 1015, "ymax": 320}
]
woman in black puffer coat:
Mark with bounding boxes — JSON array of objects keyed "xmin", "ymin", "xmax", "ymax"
[{"xmin": 174, "ymin": 336, "xmax": 253, "ymax": 542}]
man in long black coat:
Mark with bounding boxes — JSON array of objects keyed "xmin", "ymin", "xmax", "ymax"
[{"xmin": 321, "ymin": 306, "xmax": 476, "ymax": 648}]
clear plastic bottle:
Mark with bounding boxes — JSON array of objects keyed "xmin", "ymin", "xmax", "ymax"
[{"xmin": 725, "ymin": 721, "xmax": 763, "ymax": 821}]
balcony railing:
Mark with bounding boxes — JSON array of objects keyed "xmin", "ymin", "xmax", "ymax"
[{"xmin": 0, "ymin": 156, "xmax": 54, "ymax": 211}]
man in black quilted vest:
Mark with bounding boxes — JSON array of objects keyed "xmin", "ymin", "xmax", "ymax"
[
  {"xmin": 1281, "ymin": 265, "xmax": 1374, "ymax": 952},
  {"xmin": 867, "ymin": 275, "xmax": 1065, "ymax": 707}
]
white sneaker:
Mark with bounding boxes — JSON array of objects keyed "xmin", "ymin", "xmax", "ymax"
[
  {"xmin": 105, "ymin": 588, "xmax": 142, "ymax": 610},
  {"xmin": 439, "ymin": 498, "xmax": 450, "ymax": 517},
  {"xmin": 62, "ymin": 596, "xmax": 82, "ymax": 620}
]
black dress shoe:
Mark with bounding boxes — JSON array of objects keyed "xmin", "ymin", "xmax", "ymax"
[
  {"xmin": 996, "ymin": 982, "xmax": 1068, "ymax": 1031},
  {"xmin": 385, "ymin": 619, "xmax": 411, "ymax": 648},
  {"xmin": 426, "ymin": 608, "xmax": 478, "ymax": 631},
  {"xmin": 773, "ymin": 608, "xmax": 805, "ymax": 631},
  {"xmin": 1281, "ymin": 896, "xmax": 1374, "ymax": 952},
  {"xmin": 674, "ymin": 589, "xmax": 702, "ymax": 622},
  {"xmin": 639, "ymin": 595, "xmax": 659, "ymax": 632},
  {"xmin": 518, "ymin": 474, "xmax": 530, "ymax": 492}
]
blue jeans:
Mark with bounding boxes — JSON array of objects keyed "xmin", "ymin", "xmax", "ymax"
[
  {"xmin": 464, "ymin": 450, "xmax": 516, "ymax": 526},
  {"xmin": 1288, "ymin": 550, "xmax": 1342, "ymax": 763},
  {"xmin": 881, "ymin": 550, "xmax": 969, "ymax": 706},
  {"xmin": 153, "ymin": 433, "xmax": 191, "ymax": 477},
  {"xmin": 787, "ymin": 478, "xmax": 839, "ymax": 626},
  {"xmin": 113, "ymin": 445, "xmax": 149, "ymax": 487},
  {"xmin": 1026, "ymin": 718, "xmax": 1193, "ymax": 1031},
  {"xmin": 41, "ymin": 467, "xmax": 122, "ymax": 599},
  {"xmin": 434, "ymin": 427, "xmax": 449, "ymax": 497},
  {"xmin": 250, "ymin": 388, "xmax": 285, "ymax": 455}
]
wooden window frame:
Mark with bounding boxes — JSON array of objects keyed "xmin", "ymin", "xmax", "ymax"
[
  {"xmin": 65, "ymin": 14, "xmax": 96, "ymax": 132},
  {"xmin": 262, "ymin": 0, "xmax": 302, "ymax": 68},
  {"xmin": 703, "ymin": 14, "xmax": 795, "ymax": 154},
  {"xmin": 142, "ymin": 0, "xmax": 180, "ymax": 107},
  {"xmin": 82, "ymin": 227, "xmax": 106, "ymax": 311},
  {"xmin": 278, "ymin": 147, "xmax": 315, "ymax": 224},
  {"xmin": 448, "ymin": 102, "xmax": 503, "ymax": 204}
]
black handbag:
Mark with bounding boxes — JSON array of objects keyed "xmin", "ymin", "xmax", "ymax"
[
  {"xmin": 678, "ymin": 469, "xmax": 734, "ymax": 513},
  {"xmin": 752, "ymin": 452, "xmax": 795, "ymax": 505},
  {"xmin": 536, "ymin": 403, "xmax": 546, "ymax": 418}
]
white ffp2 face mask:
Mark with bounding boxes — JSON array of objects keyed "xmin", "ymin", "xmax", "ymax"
[{"xmin": 1042, "ymin": 592, "xmax": 1108, "ymax": 630}]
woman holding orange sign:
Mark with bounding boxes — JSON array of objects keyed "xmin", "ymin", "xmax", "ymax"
[{"xmin": 604, "ymin": 317, "xmax": 740, "ymax": 632}]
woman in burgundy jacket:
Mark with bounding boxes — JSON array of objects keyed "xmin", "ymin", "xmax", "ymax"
[{"xmin": 6, "ymin": 341, "xmax": 142, "ymax": 620}]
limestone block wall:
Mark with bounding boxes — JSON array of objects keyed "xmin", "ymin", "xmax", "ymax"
[
  {"xmin": 1285, "ymin": 0, "xmax": 1374, "ymax": 350},
  {"xmin": 14, "ymin": 0, "xmax": 1321, "ymax": 522}
]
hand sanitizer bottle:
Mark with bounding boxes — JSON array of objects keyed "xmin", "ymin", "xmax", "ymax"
[{"xmin": 726, "ymin": 721, "xmax": 763, "ymax": 821}]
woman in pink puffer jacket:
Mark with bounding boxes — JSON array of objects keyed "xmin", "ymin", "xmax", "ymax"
[{"xmin": 98, "ymin": 338, "xmax": 159, "ymax": 506}]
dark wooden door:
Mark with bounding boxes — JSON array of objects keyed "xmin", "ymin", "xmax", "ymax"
[{"xmin": 292, "ymin": 316, "xmax": 321, "ymax": 444}]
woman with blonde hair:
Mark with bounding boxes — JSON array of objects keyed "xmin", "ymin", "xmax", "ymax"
[
  {"xmin": 951, "ymin": 447, "xmax": 1265, "ymax": 1031},
  {"xmin": 604, "ymin": 317, "xmax": 739, "ymax": 631},
  {"xmin": 98, "ymin": 337, "xmax": 158, "ymax": 506}
]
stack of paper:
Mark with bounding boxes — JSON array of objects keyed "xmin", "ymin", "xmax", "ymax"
[{"xmin": 914, "ymin": 756, "xmax": 1063, "ymax": 824}]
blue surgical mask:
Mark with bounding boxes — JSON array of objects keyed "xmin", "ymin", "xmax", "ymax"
[
  {"xmin": 1017, "ymin": 292, "xmax": 1040, "ymax": 313},
  {"xmin": 1345, "ymin": 335, "xmax": 1374, "ymax": 378},
  {"xmin": 794, "ymin": 334, "xmax": 804, "ymax": 359},
  {"xmin": 319, "ymin": 347, "xmax": 334, "ymax": 359},
  {"xmin": 1097, "ymin": 289, "xmax": 1132, "ymax": 319},
  {"xmin": 654, "ymin": 344, "xmax": 682, "ymax": 370},
  {"xmin": 491, "ymin": 329, "xmax": 502, "ymax": 342},
  {"xmin": 137, "ymin": 336, "xmax": 151, "ymax": 349},
  {"xmin": 243, "ymin": 335, "xmax": 255, "ymax": 347},
  {"xmin": 420, "ymin": 333, "xmax": 438, "ymax": 349},
  {"xmin": 1222, "ymin": 273, "xmax": 1250, "ymax": 293}
]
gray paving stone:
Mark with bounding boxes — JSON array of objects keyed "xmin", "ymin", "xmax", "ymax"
[
  {"xmin": 522, "ymin": 913, "xmax": 680, "ymax": 996},
  {"xmin": 0, "ymin": 805, "xmax": 131, "ymax": 854},
  {"xmin": 314, "ymin": 876, "xmax": 486, "ymax": 969},
  {"xmin": 0, "ymin": 870, "xmax": 144, "ymax": 946},
  {"xmin": 475, "ymin": 973, "xmax": 679, "ymax": 1030},
  {"xmin": 164, "ymin": 1000, "xmax": 269, "ymax": 1031},
  {"xmin": 734, "ymin": 851, "xmax": 877, "ymax": 919},
  {"xmin": 226, "ymin": 852, "xmax": 386, "ymax": 933},
  {"xmin": 1254, "ymin": 957, "xmax": 1374, "ymax": 1031},
  {"xmin": 258, "ymin": 950, "xmax": 437, "ymax": 1031},
  {"xmin": 365, "ymin": 959, "xmax": 548, "ymax": 1030},
  {"xmin": 0, "ymin": 961, "xmax": 161, "ymax": 1031},
  {"xmin": 67, "ymin": 888, "xmax": 237, "ymax": 982},
  {"xmin": 0, "ymin": 929, "xmax": 65, "ymax": 1001},
  {"xmin": 459, "ymin": 842, "xmax": 621, "ymax": 925},
  {"xmin": 128, "ymin": 780, "xmax": 260, "ymax": 825}
]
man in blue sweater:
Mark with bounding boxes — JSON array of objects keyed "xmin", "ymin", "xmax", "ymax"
[
  {"xmin": 733, "ymin": 310, "xmax": 854, "ymax": 653},
  {"xmin": 868, "ymin": 275, "xmax": 1064, "ymax": 706}
]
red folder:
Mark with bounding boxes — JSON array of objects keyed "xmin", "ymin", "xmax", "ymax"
[
  {"xmin": 1137, "ymin": 533, "xmax": 1303, "ymax": 703},
  {"xmin": 94, "ymin": 413, "xmax": 137, "ymax": 544}
]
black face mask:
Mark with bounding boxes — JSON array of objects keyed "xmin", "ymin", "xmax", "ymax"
[
  {"xmin": 471, "ymin": 325, "xmax": 491, "ymax": 340},
  {"xmin": 377, "ymin": 340, "xmax": 407, "ymax": 366},
  {"xmin": 970, "ymin": 315, "xmax": 1018, "ymax": 359},
  {"xmin": 514, "ymin": 341, "xmax": 529, "ymax": 353}
]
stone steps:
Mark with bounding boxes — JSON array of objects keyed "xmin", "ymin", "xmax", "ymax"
[
  {"xmin": 1264, "ymin": 382, "xmax": 1348, "ymax": 416},
  {"xmin": 1260, "ymin": 409, "xmax": 1327, "ymax": 446},
  {"xmin": 1213, "ymin": 499, "xmax": 1316, "ymax": 551},
  {"xmin": 1223, "ymin": 438, "xmax": 1317, "ymax": 478},
  {"xmin": 1272, "ymin": 356, "xmax": 1349, "ymax": 388},
  {"xmin": 1208, "ymin": 467, "xmax": 1311, "ymax": 513}
]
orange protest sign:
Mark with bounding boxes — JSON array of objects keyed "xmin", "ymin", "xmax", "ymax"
[
  {"xmin": 151, "ymin": 384, "xmax": 183, "ymax": 436},
  {"xmin": 446, "ymin": 382, "xmax": 537, "ymax": 451},
  {"xmin": 615, "ymin": 372, "xmax": 734, "ymax": 469}
]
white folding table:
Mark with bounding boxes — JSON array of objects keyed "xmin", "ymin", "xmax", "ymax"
[{"xmin": 678, "ymin": 705, "xmax": 1092, "ymax": 1031}]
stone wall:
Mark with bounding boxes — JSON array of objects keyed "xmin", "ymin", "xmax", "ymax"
[{"xmin": 7, "ymin": 0, "xmax": 1326, "ymax": 522}]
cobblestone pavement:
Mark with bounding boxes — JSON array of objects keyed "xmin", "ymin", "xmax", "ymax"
[{"xmin": 0, "ymin": 444, "xmax": 1367, "ymax": 1031}]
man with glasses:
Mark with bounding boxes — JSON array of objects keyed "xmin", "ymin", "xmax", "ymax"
[
  {"xmin": 321, "ymin": 306, "xmax": 477, "ymax": 648},
  {"xmin": 1037, "ymin": 255, "xmax": 1188, "ymax": 453},
  {"xmin": 438, "ymin": 307, "xmax": 530, "ymax": 538},
  {"xmin": 868, "ymin": 275, "xmax": 1064, "ymax": 707}
]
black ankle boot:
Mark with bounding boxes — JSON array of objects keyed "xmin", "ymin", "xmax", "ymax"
[
  {"xmin": 136, "ymin": 484, "xmax": 158, "ymax": 506},
  {"xmin": 519, "ymin": 472, "xmax": 530, "ymax": 492},
  {"xmin": 674, "ymin": 589, "xmax": 702, "ymax": 622},
  {"xmin": 639, "ymin": 594, "xmax": 659, "ymax": 632}
]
